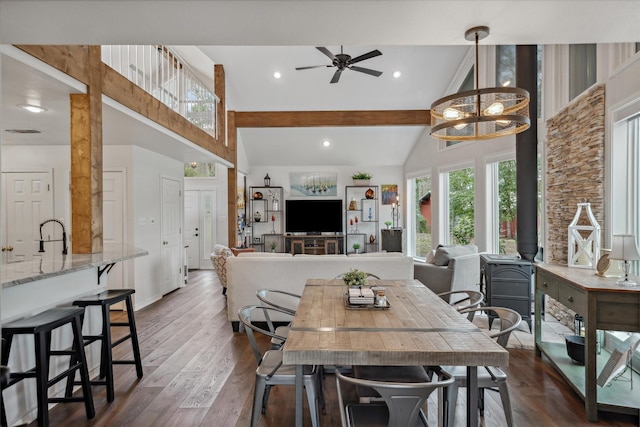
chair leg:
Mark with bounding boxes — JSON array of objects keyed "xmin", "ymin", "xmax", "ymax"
[
  {"xmin": 124, "ymin": 296, "xmax": 144, "ymax": 378},
  {"xmin": 304, "ymin": 379, "xmax": 320, "ymax": 427},
  {"xmin": 71, "ymin": 315, "xmax": 95, "ymax": 419},
  {"xmin": 446, "ymin": 382, "xmax": 458, "ymax": 427},
  {"xmin": 252, "ymin": 376, "xmax": 267, "ymax": 427},
  {"xmin": 478, "ymin": 387, "xmax": 485, "ymax": 415},
  {"xmin": 498, "ymin": 382, "xmax": 514, "ymax": 427},
  {"xmin": 34, "ymin": 331, "xmax": 50, "ymax": 427},
  {"xmin": 101, "ymin": 303, "xmax": 115, "ymax": 402}
]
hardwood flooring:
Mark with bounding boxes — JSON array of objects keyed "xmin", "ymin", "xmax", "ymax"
[{"xmin": 40, "ymin": 270, "xmax": 638, "ymax": 426}]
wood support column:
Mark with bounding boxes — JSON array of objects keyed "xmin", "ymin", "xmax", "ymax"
[
  {"xmin": 70, "ymin": 46, "xmax": 103, "ymax": 253},
  {"xmin": 227, "ymin": 110, "xmax": 237, "ymax": 247}
]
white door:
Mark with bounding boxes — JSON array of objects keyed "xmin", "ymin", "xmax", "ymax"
[
  {"xmin": 161, "ymin": 177, "xmax": 182, "ymax": 294},
  {"xmin": 200, "ymin": 190, "xmax": 217, "ymax": 268},
  {"xmin": 103, "ymin": 171, "xmax": 125, "ymax": 289},
  {"xmin": 2, "ymin": 172, "xmax": 54, "ymax": 263},
  {"xmin": 184, "ymin": 190, "xmax": 200, "ymax": 270}
]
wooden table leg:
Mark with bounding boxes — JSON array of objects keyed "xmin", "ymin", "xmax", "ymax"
[
  {"xmin": 295, "ymin": 364, "xmax": 303, "ymax": 427},
  {"xmin": 467, "ymin": 366, "xmax": 478, "ymax": 427}
]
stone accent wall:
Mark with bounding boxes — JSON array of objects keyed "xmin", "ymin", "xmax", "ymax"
[{"xmin": 545, "ymin": 84, "xmax": 606, "ymax": 327}]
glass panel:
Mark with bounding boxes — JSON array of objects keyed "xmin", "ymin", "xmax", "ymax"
[
  {"xmin": 448, "ymin": 168, "xmax": 475, "ymax": 244},
  {"xmin": 496, "ymin": 45, "xmax": 515, "ymax": 88},
  {"xmin": 569, "ymin": 44, "xmax": 597, "ymax": 100},
  {"xmin": 202, "ymin": 192, "xmax": 215, "ymax": 261},
  {"xmin": 414, "ymin": 176, "xmax": 431, "ymax": 258},
  {"xmin": 498, "ymin": 159, "xmax": 518, "ymax": 255},
  {"xmin": 184, "ymin": 162, "xmax": 217, "ymax": 177}
]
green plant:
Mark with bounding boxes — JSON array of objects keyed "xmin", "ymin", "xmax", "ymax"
[
  {"xmin": 384, "ymin": 221, "xmax": 392, "ymax": 228},
  {"xmin": 351, "ymin": 171, "xmax": 372, "ymax": 180},
  {"xmin": 270, "ymin": 241, "xmax": 277, "ymax": 251},
  {"xmin": 342, "ymin": 268, "xmax": 367, "ymax": 286},
  {"xmin": 352, "ymin": 243, "xmax": 361, "ymax": 250}
]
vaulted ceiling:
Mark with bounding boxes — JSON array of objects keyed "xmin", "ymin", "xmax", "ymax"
[{"xmin": 1, "ymin": 1, "xmax": 638, "ymax": 168}]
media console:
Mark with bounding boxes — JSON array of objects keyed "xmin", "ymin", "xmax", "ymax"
[{"xmin": 284, "ymin": 234, "xmax": 344, "ymax": 255}]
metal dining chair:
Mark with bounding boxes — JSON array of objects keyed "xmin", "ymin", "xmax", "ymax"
[
  {"xmin": 335, "ymin": 367, "xmax": 454, "ymax": 427},
  {"xmin": 437, "ymin": 290, "xmax": 485, "ymax": 321},
  {"xmin": 442, "ymin": 306, "xmax": 521, "ymax": 427},
  {"xmin": 256, "ymin": 289, "xmax": 301, "ymax": 349},
  {"xmin": 238, "ymin": 305, "xmax": 325, "ymax": 427}
]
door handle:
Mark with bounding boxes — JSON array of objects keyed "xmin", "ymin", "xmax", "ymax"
[{"xmin": 195, "ymin": 233, "xmax": 199, "ymax": 237}]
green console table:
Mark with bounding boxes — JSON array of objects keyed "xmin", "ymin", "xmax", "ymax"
[{"xmin": 535, "ymin": 263, "xmax": 640, "ymax": 422}]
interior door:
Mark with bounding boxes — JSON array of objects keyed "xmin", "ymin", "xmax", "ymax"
[
  {"xmin": 161, "ymin": 177, "xmax": 183, "ymax": 294},
  {"xmin": 200, "ymin": 190, "xmax": 216, "ymax": 268},
  {"xmin": 184, "ymin": 190, "xmax": 200, "ymax": 270},
  {"xmin": 103, "ymin": 171, "xmax": 125, "ymax": 290},
  {"xmin": 2, "ymin": 172, "xmax": 54, "ymax": 263}
]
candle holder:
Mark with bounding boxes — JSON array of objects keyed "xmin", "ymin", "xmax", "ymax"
[{"xmin": 391, "ymin": 202, "xmax": 400, "ymax": 229}]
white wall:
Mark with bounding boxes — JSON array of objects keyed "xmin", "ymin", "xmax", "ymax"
[
  {"xmin": 129, "ymin": 145, "xmax": 184, "ymax": 308},
  {"xmin": 245, "ymin": 165, "xmax": 404, "ymax": 233}
]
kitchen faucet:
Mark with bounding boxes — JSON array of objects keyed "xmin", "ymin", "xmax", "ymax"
[{"xmin": 38, "ymin": 219, "xmax": 68, "ymax": 255}]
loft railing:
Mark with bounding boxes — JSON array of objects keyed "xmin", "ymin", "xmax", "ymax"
[{"xmin": 102, "ymin": 45, "xmax": 219, "ymax": 138}]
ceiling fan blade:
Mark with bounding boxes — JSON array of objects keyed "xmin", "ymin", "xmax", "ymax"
[
  {"xmin": 295, "ymin": 65, "xmax": 332, "ymax": 70},
  {"xmin": 330, "ymin": 69, "xmax": 343, "ymax": 84},
  {"xmin": 350, "ymin": 66, "xmax": 383, "ymax": 77},
  {"xmin": 316, "ymin": 46, "xmax": 336, "ymax": 61},
  {"xmin": 349, "ymin": 49, "xmax": 382, "ymax": 64}
]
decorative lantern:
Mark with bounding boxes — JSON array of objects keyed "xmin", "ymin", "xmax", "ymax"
[
  {"xmin": 568, "ymin": 202, "xmax": 601, "ymax": 269},
  {"xmin": 264, "ymin": 173, "xmax": 271, "ymax": 187}
]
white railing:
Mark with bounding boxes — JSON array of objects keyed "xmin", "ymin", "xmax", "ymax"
[{"xmin": 102, "ymin": 45, "xmax": 219, "ymax": 138}]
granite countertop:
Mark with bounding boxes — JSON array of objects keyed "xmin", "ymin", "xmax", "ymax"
[{"xmin": 1, "ymin": 243, "xmax": 148, "ymax": 288}]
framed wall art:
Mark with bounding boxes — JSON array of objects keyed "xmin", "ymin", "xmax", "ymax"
[
  {"xmin": 381, "ymin": 184, "xmax": 398, "ymax": 205},
  {"xmin": 289, "ymin": 172, "xmax": 337, "ymax": 197}
]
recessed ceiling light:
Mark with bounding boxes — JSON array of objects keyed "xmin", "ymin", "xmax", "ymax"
[
  {"xmin": 393, "ymin": 71, "xmax": 402, "ymax": 78},
  {"xmin": 322, "ymin": 140, "xmax": 331, "ymax": 147},
  {"xmin": 18, "ymin": 104, "xmax": 47, "ymax": 113},
  {"xmin": 273, "ymin": 72, "xmax": 282, "ymax": 79}
]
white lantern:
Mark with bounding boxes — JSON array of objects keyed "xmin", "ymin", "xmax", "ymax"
[{"xmin": 568, "ymin": 202, "xmax": 601, "ymax": 269}]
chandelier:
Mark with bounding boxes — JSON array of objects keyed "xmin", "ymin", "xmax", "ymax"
[{"xmin": 430, "ymin": 26, "xmax": 530, "ymax": 141}]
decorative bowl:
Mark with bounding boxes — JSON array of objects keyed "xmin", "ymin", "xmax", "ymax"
[{"xmin": 565, "ymin": 335, "xmax": 585, "ymax": 365}]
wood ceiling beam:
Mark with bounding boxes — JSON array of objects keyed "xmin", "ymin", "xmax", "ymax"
[{"xmin": 234, "ymin": 110, "xmax": 431, "ymax": 128}]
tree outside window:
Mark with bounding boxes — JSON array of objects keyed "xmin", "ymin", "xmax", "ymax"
[
  {"xmin": 498, "ymin": 160, "xmax": 518, "ymax": 255},
  {"xmin": 414, "ymin": 176, "xmax": 431, "ymax": 258},
  {"xmin": 448, "ymin": 168, "xmax": 475, "ymax": 245}
]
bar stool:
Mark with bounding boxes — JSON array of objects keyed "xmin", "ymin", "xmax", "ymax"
[
  {"xmin": 67, "ymin": 289, "xmax": 143, "ymax": 402},
  {"xmin": 1, "ymin": 307, "xmax": 95, "ymax": 427}
]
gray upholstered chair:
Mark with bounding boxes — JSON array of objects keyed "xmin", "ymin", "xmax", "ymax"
[
  {"xmin": 335, "ymin": 367, "xmax": 453, "ymax": 427},
  {"xmin": 437, "ymin": 290, "xmax": 485, "ymax": 321},
  {"xmin": 238, "ymin": 305, "xmax": 325, "ymax": 427},
  {"xmin": 443, "ymin": 306, "xmax": 521, "ymax": 427}
]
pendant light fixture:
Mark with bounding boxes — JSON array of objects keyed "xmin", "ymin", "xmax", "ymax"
[{"xmin": 430, "ymin": 26, "xmax": 531, "ymax": 141}]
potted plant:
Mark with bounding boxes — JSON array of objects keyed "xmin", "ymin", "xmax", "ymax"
[
  {"xmin": 269, "ymin": 241, "xmax": 277, "ymax": 253},
  {"xmin": 352, "ymin": 242, "xmax": 361, "ymax": 254},
  {"xmin": 384, "ymin": 221, "xmax": 392, "ymax": 229},
  {"xmin": 352, "ymin": 172, "xmax": 372, "ymax": 186},
  {"xmin": 342, "ymin": 268, "xmax": 367, "ymax": 287}
]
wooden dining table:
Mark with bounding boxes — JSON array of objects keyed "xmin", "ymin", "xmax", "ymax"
[{"xmin": 282, "ymin": 278, "xmax": 509, "ymax": 427}]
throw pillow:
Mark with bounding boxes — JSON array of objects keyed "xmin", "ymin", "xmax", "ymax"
[{"xmin": 432, "ymin": 244, "xmax": 478, "ymax": 266}]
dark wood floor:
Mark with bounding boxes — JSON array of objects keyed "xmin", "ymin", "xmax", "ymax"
[{"xmin": 40, "ymin": 270, "xmax": 638, "ymax": 426}]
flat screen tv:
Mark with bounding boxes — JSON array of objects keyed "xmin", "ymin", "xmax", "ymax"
[{"xmin": 286, "ymin": 199, "xmax": 343, "ymax": 234}]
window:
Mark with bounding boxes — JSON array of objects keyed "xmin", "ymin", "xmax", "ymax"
[
  {"xmin": 496, "ymin": 45, "xmax": 543, "ymax": 118},
  {"xmin": 497, "ymin": 160, "xmax": 518, "ymax": 255},
  {"xmin": 411, "ymin": 175, "xmax": 431, "ymax": 259},
  {"xmin": 569, "ymin": 44, "xmax": 597, "ymax": 100},
  {"xmin": 184, "ymin": 162, "xmax": 216, "ymax": 177},
  {"xmin": 445, "ymin": 68, "xmax": 474, "ymax": 148},
  {"xmin": 442, "ymin": 167, "xmax": 475, "ymax": 245}
]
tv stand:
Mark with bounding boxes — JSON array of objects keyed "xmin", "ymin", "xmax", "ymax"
[{"xmin": 284, "ymin": 234, "xmax": 344, "ymax": 255}]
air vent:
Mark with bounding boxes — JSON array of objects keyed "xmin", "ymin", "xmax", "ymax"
[{"xmin": 4, "ymin": 129, "xmax": 42, "ymax": 134}]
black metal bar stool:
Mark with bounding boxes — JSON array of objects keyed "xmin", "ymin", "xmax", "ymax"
[
  {"xmin": 67, "ymin": 289, "xmax": 143, "ymax": 402},
  {"xmin": 1, "ymin": 307, "xmax": 95, "ymax": 427}
]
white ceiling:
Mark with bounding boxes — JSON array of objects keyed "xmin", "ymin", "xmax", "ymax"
[{"xmin": 1, "ymin": 1, "xmax": 639, "ymax": 168}]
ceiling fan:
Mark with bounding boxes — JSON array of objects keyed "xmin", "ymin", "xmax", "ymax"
[{"xmin": 295, "ymin": 46, "xmax": 383, "ymax": 84}]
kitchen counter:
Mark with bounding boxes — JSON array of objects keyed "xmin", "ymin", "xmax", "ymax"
[{"xmin": 2, "ymin": 243, "xmax": 148, "ymax": 288}]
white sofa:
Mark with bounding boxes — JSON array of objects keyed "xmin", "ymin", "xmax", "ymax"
[{"xmin": 226, "ymin": 252, "xmax": 414, "ymax": 331}]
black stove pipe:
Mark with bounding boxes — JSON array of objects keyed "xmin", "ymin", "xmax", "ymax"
[{"xmin": 516, "ymin": 45, "xmax": 539, "ymax": 262}]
